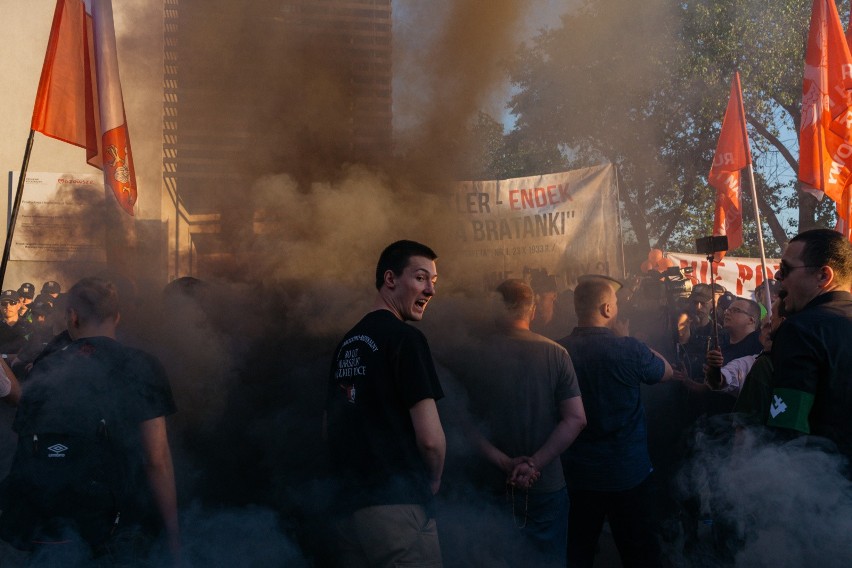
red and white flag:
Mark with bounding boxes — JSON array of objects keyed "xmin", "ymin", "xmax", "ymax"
[
  {"xmin": 31, "ymin": 0, "xmax": 137, "ymax": 215},
  {"xmin": 799, "ymin": 0, "xmax": 852, "ymax": 218},
  {"xmin": 709, "ymin": 71, "xmax": 751, "ymax": 258}
]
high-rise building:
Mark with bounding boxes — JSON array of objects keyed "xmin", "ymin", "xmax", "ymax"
[{"xmin": 163, "ymin": 0, "xmax": 392, "ymax": 278}]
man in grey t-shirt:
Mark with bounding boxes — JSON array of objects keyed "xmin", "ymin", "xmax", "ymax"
[{"xmin": 467, "ymin": 279, "xmax": 586, "ymax": 567}]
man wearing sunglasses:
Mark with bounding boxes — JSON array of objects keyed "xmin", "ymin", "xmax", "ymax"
[
  {"xmin": 767, "ymin": 229, "xmax": 852, "ymax": 458},
  {"xmin": 0, "ymin": 290, "xmax": 29, "ymax": 355}
]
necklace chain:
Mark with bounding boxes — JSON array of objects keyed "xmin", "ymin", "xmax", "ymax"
[{"xmin": 507, "ymin": 483, "xmax": 529, "ymax": 529}]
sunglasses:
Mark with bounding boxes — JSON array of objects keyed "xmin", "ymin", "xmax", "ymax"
[
  {"xmin": 777, "ymin": 261, "xmax": 819, "ymax": 279},
  {"xmin": 0, "ymin": 301, "xmax": 18, "ymax": 306}
]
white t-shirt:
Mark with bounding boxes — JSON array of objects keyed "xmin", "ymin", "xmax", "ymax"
[{"xmin": 714, "ymin": 353, "xmax": 759, "ymax": 394}]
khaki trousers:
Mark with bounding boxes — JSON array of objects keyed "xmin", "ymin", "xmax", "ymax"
[{"xmin": 335, "ymin": 504, "xmax": 442, "ymax": 568}]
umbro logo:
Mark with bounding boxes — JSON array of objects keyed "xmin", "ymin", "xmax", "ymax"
[
  {"xmin": 770, "ymin": 395, "xmax": 788, "ymax": 418},
  {"xmin": 47, "ymin": 443, "xmax": 68, "ymax": 457}
]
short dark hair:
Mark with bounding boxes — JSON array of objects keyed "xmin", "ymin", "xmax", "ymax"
[
  {"xmin": 375, "ymin": 240, "xmax": 437, "ymax": 290},
  {"xmin": 731, "ymin": 297, "xmax": 761, "ymax": 328},
  {"xmin": 574, "ymin": 279, "xmax": 614, "ymax": 319},
  {"xmin": 496, "ymin": 279, "xmax": 535, "ymax": 312},
  {"xmin": 67, "ymin": 277, "xmax": 119, "ymax": 326},
  {"xmin": 742, "ymin": 298, "xmax": 761, "ymax": 321},
  {"xmin": 791, "ymin": 229, "xmax": 852, "ymax": 286}
]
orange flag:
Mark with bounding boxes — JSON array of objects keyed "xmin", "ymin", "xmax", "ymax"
[
  {"xmin": 31, "ymin": 0, "xmax": 137, "ymax": 215},
  {"xmin": 833, "ymin": 5, "xmax": 852, "ymax": 239},
  {"xmin": 799, "ymin": 0, "xmax": 852, "ymax": 216},
  {"xmin": 709, "ymin": 71, "xmax": 751, "ymax": 257}
]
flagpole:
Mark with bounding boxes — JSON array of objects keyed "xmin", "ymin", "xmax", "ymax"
[
  {"xmin": 746, "ymin": 163, "xmax": 772, "ymax": 312},
  {"xmin": 733, "ymin": 71, "xmax": 772, "ymax": 312},
  {"xmin": 614, "ymin": 165, "xmax": 627, "ymax": 279},
  {"xmin": 0, "ymin": 130, "xmax": 35, "ymax": 288},
  {"xmin": 844, "ymin": 187, "xmax": 852, "ymax": 240}
]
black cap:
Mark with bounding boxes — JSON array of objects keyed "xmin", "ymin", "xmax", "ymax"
[
  {"xmin": 0, "ymin": 290, "xmax": 20, "ymax": 303},
  {"xmin": 29, "ymin": 297, "xmax": 53, "ymax": 314},
  {"xmin": 689, "ymin": 283, "xmax": 726, "ymax": 302},
  {"xmin": 17, "ymin": 282, "xmax": 35, "ymax": 299},
  {"xmin": 754, "ymin": 279, "xmax": 780, "ymax": 296},
  {"xmin": 41, "ymin": 281, "xmax": 61, "ymax": 295}
]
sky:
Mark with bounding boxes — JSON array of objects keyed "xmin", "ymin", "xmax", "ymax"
[{"xmin": 0, "ymin": 1, "xmax": 571, "ymax": 227}]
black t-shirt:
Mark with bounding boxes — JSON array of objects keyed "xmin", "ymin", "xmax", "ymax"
[
  {"xmin": 721, "ymin": 329, "xmax": 762, "ymax": 363},
  {"xmin": 13, "ymin": 336, "xmax": 176, "ymax": 527},
  {"xmin": 0, "ymin": 320, "xmax": 30, "ymax": 355},
  {"xmin": 326, "ymin": 310, "xmax": 444, "ymax": 512},
  {"xmin": 768, "ymin": 292, "xmax": 852, "ymax": 456}
]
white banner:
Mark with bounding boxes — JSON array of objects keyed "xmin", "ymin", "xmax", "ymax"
[
  {"xmin": 667, "ymin": 252, "xmax": 780, "ymax": 298},
  {"xmin": 8, "ymin": 172, "xmax": 106, "ymax": 263},
  {"xmin": 449, "ymin": 164, "xmax": 620, "ymax": 292}
]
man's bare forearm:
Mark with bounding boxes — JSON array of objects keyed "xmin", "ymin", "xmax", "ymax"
[{"xmin": 410, "ymin": 398, "xmax": 446, "ymax": 493}]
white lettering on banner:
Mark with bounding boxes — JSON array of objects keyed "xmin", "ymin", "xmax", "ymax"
[
  {"xmin": 713, "ymin": 153, "xmax": 735, "ymax": 167},
  {"xmin": 828, "ymin": 143, "xmax": 852, "ymax": 188},
  {"xmin": 724, "ymin": 173, "xmax": 738, "ymax": 191},
  {"xmin": 667, "ymin": 252, "xmax": 780, "ymax": 298}
]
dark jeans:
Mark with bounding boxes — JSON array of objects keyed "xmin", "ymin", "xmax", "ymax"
[
  {"xmin": 19, "ymin": 527, "xmax": 156, "ymax": 568},
  {"xmin": 567, "ymin": 475, "xmax": 662, "ymax": 568},
  {"xmin": 505, "ymin": 487, "xmax": 568, "ymax": 568}
]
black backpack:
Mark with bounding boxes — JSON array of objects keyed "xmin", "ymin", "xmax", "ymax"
[
  {"xmin": 0, "ymin": 417, "xmax": 127, "ymax": 550},
  {"xmin": 0, "ymin": 346, "xmax": 131, "ymax": 551}
]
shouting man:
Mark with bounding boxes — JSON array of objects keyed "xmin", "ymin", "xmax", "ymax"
[
  {"xmin": 768, "ymin": 229, "xmax": 852, "ymax": 459},
  {"xmin": 325, "ymin": 240, "xmax": 446, "ymax": 567}
]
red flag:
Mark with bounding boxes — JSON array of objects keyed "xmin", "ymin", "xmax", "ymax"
[
  {"xmin": 31, "ymin": 0, "xmax": 137, "ymax": 215},
  {"xmin": 709, "ymin": 71, "xmax": 751, "ymax": 257},
  {"xmin": 833, "ymin": 5, "xmax": 852, "ymax": 239},
  {"xmin": 799, "ymin": 0, "xmax": 852, "ymax": 212}
]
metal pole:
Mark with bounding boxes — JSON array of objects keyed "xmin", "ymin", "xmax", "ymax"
[
  {"xmin": 614, "ymin": 165, "xmax": 627, "ymax": 279},
  {"xmin": 174, "ymin": 192, "xmax": 180, "ymax": 279},
  {"xmin": 0, "ymin": 130, "xmax": 36, "ymax": 288}
]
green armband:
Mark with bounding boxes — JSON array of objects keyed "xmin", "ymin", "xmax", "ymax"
[{"xmin": 766, "ymin": 388, "xmax": 814, "ymax": 434}]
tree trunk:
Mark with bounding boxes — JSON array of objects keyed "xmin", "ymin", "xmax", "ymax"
[{"xmin": 797, "ymin": 187, "xmax": 818, "ymax": 234}]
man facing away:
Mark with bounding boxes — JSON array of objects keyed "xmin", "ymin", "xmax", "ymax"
[
  {"xmin": 325, "ymin": 240, "xmax": 446, "ymax": 567},
  {"xmin": 466, "ymin": 279, "xmax": 586, "ymax": 567},
  {"xmin": 767, "ymin": 229, "xmax": 852, "ymax": 459},
  {"xmin": 558, "ymin": 277, "xmax": 673, "ymax": 568},
  {"xmin": 0, "ymin": 277, "xmax": 179, "ymax": 565}
]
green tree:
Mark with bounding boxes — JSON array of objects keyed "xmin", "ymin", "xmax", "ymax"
[{"xmin": 503, "ymin": 0, "xmax": 847, "ymax": 257}]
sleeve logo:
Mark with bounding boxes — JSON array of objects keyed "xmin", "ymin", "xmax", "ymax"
[{"xmin": 769, "ymin": 395, "xmax": 788, "ymax": 418}]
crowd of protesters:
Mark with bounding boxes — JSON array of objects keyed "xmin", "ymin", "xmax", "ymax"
[{"xmin": 0, "ymin": 229, "xmax": 851, "ymax": 567}]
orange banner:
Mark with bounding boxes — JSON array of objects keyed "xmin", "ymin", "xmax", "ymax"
[{"xmin": 709, "ymin": 72, "xmax": 750, "ymax": 255}]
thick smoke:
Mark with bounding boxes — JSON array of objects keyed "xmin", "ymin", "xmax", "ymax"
[
  {"xmin": 672, "ymin": 420, "xmax": 852, "ymax": 567},
  {"xmin": 7, "ymin": 1, "xmax": 842, "ymax": 567}
]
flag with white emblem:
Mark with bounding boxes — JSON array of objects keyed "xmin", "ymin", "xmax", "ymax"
[
  {"xmin": 31, "ymin": 0, "xmax": 137, "ymax": 215},
  {"xmin": 799, "ymin": 0, "xmax": 852, "ymax": 212}
]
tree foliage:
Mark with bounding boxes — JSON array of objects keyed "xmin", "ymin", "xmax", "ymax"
[{"xmin": 492, "ymin": 0, "xmax": 850, "ymax": 259}]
